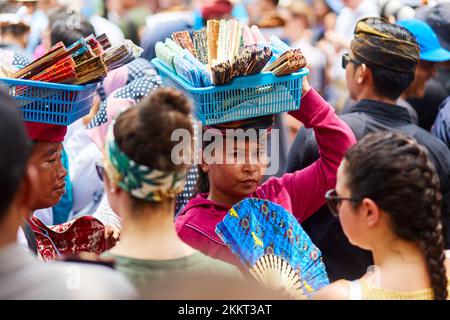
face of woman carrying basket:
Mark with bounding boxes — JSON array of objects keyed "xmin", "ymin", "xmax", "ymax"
[{"xmin": 200, "ymin": 122, "xmax": 271, "ymax": 207}]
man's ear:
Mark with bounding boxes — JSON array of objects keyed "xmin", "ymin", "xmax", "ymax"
[
  {"xmin": 357, "ymin": 64, "xmax": 368, "ymax": 85},
  {"xmin": 14, "ymin": 164, "xmax": 39, "ymax": 218}
]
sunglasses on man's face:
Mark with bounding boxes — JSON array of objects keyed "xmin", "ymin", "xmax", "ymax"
[
  {"xmin": 342, "ymin": 53, "xmax": 363, "ymax": 69},
  {"xmin": 325, "ymin": 189, "xmax": 360, "ymax": 218}
]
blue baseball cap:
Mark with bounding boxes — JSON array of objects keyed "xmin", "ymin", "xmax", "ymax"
[
  {"xmin": 325, "ymin": 0, "xmax": 343, "ymax": 13},
  {"xmin": 397, "ymin": 19, "xmax": 450, "ymax": 62}
]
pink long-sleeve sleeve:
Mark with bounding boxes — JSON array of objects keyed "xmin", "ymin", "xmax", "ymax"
[{"xmin": 255, "ymin": 88, "xmax": 356, "ymax": 222}]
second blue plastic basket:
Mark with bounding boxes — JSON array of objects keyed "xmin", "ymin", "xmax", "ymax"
[
  {"xmin": 0, "ymin": 77, "xmax": 97, "ymax": 126},
  {"xmin": 152, "ymin": 58, "xmax": 309, "ymax": 125}
]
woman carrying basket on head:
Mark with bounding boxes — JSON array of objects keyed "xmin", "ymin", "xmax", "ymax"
[{"xmin": 175, "ymin": 72, "xmax": 357, "ymax": 266}]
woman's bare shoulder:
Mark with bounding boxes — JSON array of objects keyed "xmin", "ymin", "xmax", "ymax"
[{"xmin": 445, "ymin": 251, "xmax": 450, "ymax": 279}]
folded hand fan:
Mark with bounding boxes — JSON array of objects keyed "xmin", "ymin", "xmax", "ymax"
[
  {"xmin": 96, "ymin": 33, "xmax": 111, "ymax": 50},
  {"xmin": 215, "ymin": 198, "xmax": 329, "ymax": 298},
  {"xmin": 250, "ymin": 25, "xmax": 268, "ymax": 47},
  {"xmin": 155, "ymin": 41, "xmax": 175, "ymax": 70},
  {"xmin": 103, "ymin": 39, "xmax": 143, "ymax": 71},
  {"xmin": 165, "ymin": 38, "xmax": 185, "ymax": 57},
  {"xmin": 173, "ymin": 55, "xmax": 201, "ymax": 87},
  {"xmin": 269, "ymin": 35, "xmax": 290, "ymax": 58},
  {"xmin": 193, "ymin": 28, "xmax": 209, "ymax": 65},
  {"xmin": 182, "ymin": 49, "xmax": 212, "ymax": 87}
]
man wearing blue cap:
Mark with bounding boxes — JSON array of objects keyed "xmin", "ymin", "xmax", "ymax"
[
  {"xmin": 397, "ymin": 18, "xmax": 450, "ymax": 128},
  {"xmin": 416, "ymin": 3, "xmax": 450, "ymax": 95}
]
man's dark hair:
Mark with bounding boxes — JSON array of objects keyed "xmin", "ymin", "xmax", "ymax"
[
  {"xmin": 50, "ymin": 13, "xmax": 95, "ymax": 47},
  {"xmin": 0, "ymin": 88, "xmax": 29, "ymax": 218},
  {"xmin": 369, "ymin": 65, "xmax": 415, "ymax": 100}
]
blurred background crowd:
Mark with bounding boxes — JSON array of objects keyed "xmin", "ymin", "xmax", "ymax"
[{"xmin": 1, "ymin": 0, "xmax": 449, "ymax": 144}]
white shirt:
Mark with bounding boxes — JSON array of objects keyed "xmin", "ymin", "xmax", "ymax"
[
  {"xmin": 331, "ymin": 0, "xmax": 379, "ymax": 82},
  {"xmin": 64, "ymin": 120, "xmax": 104, "ymax": 219},
  {"xmin": 291, "ymin": 38, "xmax": 327, "ymax": 91},
  {"xmin": 93, "ymin": 194, "xmax": 121, "ymax": 230},
  {"xmin": 89, "ymin": 15, "xmax": 125, "ymax": 47},
  {"xmin": 335, "ymin": 0, "xmax": 379, "ymax": 43}
]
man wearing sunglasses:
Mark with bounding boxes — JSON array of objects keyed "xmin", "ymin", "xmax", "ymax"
[
  {"xmin": 285, "ymin": 17, "xmax": 450, "ymax": 282},
  {"xmin": 396, "ymin": 19, "xmax": 450, "ymax": 129}
]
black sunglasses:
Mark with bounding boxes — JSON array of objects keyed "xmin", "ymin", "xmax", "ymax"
[
  {"xmin": 342, "ymin": 53, "xmax": 363, "ymax": 69},
  {"xmin": 325, "ymin": 189, "xmax": 360, "ymax": 218},
  {"xmin": 95, "ymin": 161, "xmax": 105, "ymax": 182}
]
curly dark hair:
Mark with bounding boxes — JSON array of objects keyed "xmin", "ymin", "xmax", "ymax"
[
  {"xmin": 50, "ymin": 9, "xmax": 95, "ymax": 47},
  {"xmin": 343, "ymin": 131, "xmax": 448, "ymax": 300}
]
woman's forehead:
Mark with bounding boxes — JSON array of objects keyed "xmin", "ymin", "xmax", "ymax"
[
  {"xmin": 336, "ymin": 161, "xmax": 350, "ymax": 193},
  {"xmin": 224, "ymin": 138, "xmax": 265, "ymax": 150},
  {"xmin": 32, "ymin": 141, "xmax": 62, "ymax": 158}
]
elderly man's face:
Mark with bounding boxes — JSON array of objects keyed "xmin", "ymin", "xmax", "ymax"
[{"xmin": 28, "ymin": 142, "xmax": 67, "ymax": 211}]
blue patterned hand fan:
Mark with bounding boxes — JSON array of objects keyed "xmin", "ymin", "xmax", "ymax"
[{"xmin": 215, "ymin": 198, "xmax": 329, "ymax": 298}]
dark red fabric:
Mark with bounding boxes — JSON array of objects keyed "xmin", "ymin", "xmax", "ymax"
[
  {"xmin": 24, "ymin": 122, "xmax": 67, "ymax": 142},
  {"xmin": 201, "ymin": 0, "xmax": 233, "ymax": 20},
  {"xmin": 28, "ymin": 216, "xmax": 109, "ymax": 261}
]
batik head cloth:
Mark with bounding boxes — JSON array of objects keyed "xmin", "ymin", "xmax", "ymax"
[
  {"xmin": 350, "ymin": 17, "xmax": 420, "ymax": 73},
  {"xmin": 104, "ymin": 124, "xmax": 187, "ymax": 202}
]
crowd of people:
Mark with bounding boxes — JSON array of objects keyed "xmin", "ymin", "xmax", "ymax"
[{"xmin": 0, "ymin": 0, "xmax": 450, "ymax": 300}]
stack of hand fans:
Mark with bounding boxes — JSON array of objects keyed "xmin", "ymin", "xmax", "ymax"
[
  {"xmin": 263, "ymin": 49, "xmax": 306, "ymax": 76},
  {"xmin": 155, "ymin": 19, "xmax": 306, "ymax": 87},
  {"xmin": 96, "ymin": 33, "xmax": 111, "ymax": 50},
  {"xmin": 11, "ymin": 34, "xmax": 142, "ymax": 85},
  {"xmin": 172, "ymin": 31, "xmax": 196, "ymax": 57},
  {"xmin": 215, "ymin": 198, "xmax": 329, "ymax": 299},
  {"xmin": 155, "ymin": 39, "xmax": 211, "ymax": 87},
  {"xmin": 103, "ymin": 39, "xmax": 143, "ymax": 71}
]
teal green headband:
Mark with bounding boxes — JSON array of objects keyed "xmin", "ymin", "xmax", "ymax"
[{"xmin": 104, "ymin": 125, "xmax": 187, "ymax": 202}]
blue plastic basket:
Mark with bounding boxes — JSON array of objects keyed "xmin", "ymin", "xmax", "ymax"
[
  {"xmin": 151, "ymin": 58, "xmax": 309, "ymax": 125},
  {"xmin": 0, "ymin": 78, "xmax": 97, "ymax": 125}
]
